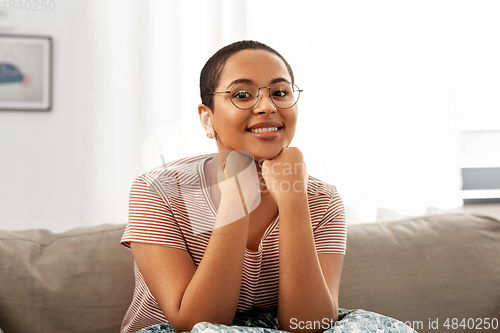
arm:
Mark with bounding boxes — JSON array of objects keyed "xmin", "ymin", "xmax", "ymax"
[
  {"xmin": 132, "ymin": 175, "xmax": 249, "ymax": 333},
  {"xmin": 262, "ymin": 147, "xmax": 344, "ymax": 333},
  {"xmin": 277, "ymin": 194, "xmax": 343, "ymax": 333}
]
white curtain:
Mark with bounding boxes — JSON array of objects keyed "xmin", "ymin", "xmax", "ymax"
[{"xmin": 85, "ymin": 0, "xmax": 500, "ymax": 226}]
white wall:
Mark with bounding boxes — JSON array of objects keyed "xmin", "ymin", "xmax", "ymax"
[{"xmin": 0, "ymin": 1, "xmax": 143, "ymax": 232}]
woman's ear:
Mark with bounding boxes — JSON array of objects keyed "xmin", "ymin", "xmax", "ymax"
[{"xmin": 198, "ymin": 104, "xmax": 216, "ymax": 138}]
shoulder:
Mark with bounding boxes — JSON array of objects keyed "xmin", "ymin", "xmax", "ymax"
[
  {"xmin": 306, "ymin": 174, "xmax": 338, "ymax": 201},
  {"xmin": 306, "ymin": 174, "xmax": 345, "ymax": 221},
  {"xmin": 134, "ymin": 153, "xmax": 214, "ymax": 187},
  {"xmin": 128, "ymin": 154, "xmax": 215, "ymax": 203}
]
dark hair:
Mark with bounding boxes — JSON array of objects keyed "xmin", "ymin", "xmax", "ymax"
[{"xmin": 200, "ymin": 40, "xmax": 295, "ymax": 112}]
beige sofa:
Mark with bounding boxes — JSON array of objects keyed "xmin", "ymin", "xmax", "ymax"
[{"xmin": 0, "ymin": 212, "xmax": 499, "ymax": 333}]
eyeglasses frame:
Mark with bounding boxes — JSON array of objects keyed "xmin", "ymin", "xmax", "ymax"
[{"xmin": 206, "ymin": 81, "xmax": 303, "ymax": 110}]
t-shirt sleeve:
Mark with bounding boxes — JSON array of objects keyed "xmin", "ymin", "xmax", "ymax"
[
  {"xmin": 313, "ymin": 189, "xmax": 347, "ymax": 255},
  {"xmin": 121, "ymin": 175, "xmax": 187, "ymax": 252}
]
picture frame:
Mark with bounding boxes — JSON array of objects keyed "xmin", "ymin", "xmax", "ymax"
[{"xmin": 0, "ymin": 34, "xmax": 52, "ymax": 111}]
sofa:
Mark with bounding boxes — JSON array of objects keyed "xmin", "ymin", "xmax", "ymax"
[{"xmin": 0, "ymin": 212, "xmax": 499, "ymax": 333}]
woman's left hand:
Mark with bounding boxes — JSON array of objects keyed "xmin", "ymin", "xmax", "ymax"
[{"xmin": 260, "ymin": 146, "xmax": 308, "ymax": 205}]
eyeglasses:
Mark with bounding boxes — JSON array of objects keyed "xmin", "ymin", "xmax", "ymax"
[{"xmin": 207, "ymin": 81, "xmax": 302, "ymax": 110}]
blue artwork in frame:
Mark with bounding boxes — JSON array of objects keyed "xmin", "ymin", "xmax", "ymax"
[{"xmin": 0, "ymin": 34, "xmax": 52, "ymax": 111}]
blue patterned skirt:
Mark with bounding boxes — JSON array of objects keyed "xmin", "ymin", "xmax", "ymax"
[{"xmin": 137, "ymin": 308, "xmax": 418, "ymax": 333}]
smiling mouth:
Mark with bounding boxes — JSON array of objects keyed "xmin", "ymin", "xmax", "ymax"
[{"xmin": 247, "ymin": 126, "xmax": 283, "ymax": 134}]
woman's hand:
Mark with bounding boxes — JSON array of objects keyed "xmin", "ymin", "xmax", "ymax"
[
  {"xmin": 261, "ymin": 147, "xmax": 308, "ymax": 205},
  {"xmin": 216, "ymin": 150, "xmax": 261, "ymax": 215}
]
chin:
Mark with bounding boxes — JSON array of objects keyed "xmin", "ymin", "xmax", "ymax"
[{"xmin": 251, "ymin": 148, "xmax": 283, "ymax": 163}]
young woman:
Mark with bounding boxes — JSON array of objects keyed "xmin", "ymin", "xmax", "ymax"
[{"xmin": 120, "ymin": 41, "xmax": 416, "ymax": 333}]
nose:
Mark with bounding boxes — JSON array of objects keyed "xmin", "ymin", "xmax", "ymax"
[{"xmin": 252, "ymin": 88, "xmax": 276, "ymax": 115}]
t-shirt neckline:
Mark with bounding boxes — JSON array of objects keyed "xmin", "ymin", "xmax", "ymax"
[{"xmin": 197, "ymin": 155, "xmax": 280, "ymax": 253}]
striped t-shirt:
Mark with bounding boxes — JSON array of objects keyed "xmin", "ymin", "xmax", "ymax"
[{"xmin": 120, "ymin": 153, "xmax": 347, "ymax": 333}]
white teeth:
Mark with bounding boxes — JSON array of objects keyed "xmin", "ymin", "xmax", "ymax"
[{"xmin": 250, "ymin": 127, "xmax": 279, "ymax": 133}]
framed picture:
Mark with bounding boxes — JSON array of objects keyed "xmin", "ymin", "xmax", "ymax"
[{"xmin": 0, "ymin": 34, "xmax": 52, "ymax": 111}]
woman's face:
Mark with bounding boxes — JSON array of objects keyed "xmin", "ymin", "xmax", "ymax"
[{"xmin": 207, "ymin": 49, "xmax": 298, "ymax": 163}]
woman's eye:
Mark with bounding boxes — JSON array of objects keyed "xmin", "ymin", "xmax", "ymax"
[
  {"xmin": 233, "ymin": 91, "xmax": 252, "ymax": 99},
  {"xmin": 272, "ymin": 90, "xmax": 288, "ymax": 98}
]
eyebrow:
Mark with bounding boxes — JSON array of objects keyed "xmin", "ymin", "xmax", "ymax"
[{"xmin": 225, "ymin": 77, "xmax": 290, "ymax": 90}]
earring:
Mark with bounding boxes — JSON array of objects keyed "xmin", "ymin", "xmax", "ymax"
[{"xmin": 206, "ymin": 132, "xmax": 213, "ymax": 139}]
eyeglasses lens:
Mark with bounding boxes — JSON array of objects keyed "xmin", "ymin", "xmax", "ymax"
[{"xmin": 229, "ymin": 82, "xmax": 300, "ymax": 110}]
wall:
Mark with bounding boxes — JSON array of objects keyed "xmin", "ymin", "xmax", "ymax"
[{"xmin": 0, "ymin": 1, "xmax": 142, "ymax": 232}]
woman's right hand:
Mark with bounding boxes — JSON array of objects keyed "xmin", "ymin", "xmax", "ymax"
[{"xmin": 216, "ymin": 150, "xmax": 261, "ymax": 215}]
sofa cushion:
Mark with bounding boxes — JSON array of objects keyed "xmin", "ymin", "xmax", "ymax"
[
  {"xmin": 339, "ymin": 212, "xmax": 500, "ymax": 333},
  {"xmin": 1, "ymin": 213, "xmax": 499, "ymax": 333},
  {"xmin": 0, "ymin": 224, "xmax": 134, "ymax": 333}
]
